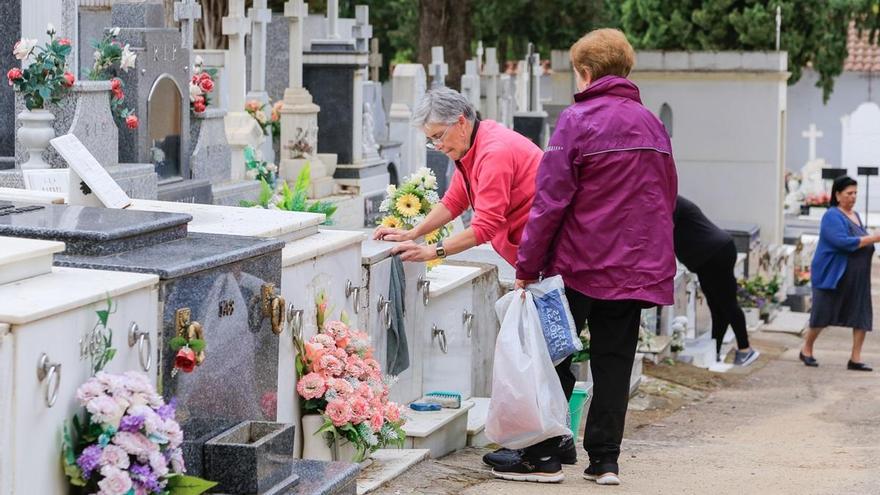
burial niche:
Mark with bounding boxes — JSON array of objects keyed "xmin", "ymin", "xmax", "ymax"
[{"xmin": 148, "ymin": 75, "xmax": 184, "ymax": 180}]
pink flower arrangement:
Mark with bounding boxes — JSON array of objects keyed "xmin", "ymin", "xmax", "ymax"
[
  {"xmin": 294, "ymin": 320, "xmax": 406, "ymax": 461},
  {"xmin": 63, "ymin": 371, "xmax": 216, "ymax": 494},
  {"xmin": 189, "ymin": 56, "xmax": 217, "ymax": 114}
]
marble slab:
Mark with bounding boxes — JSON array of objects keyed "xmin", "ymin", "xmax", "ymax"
[
  {"xmin": 0, "ymin": 267, "xmax": 158, "ymax": 325},
  {"xmin": 282, "ymin": 230, "xmax": 366, "ymax": 267},
  {"xmin": 128, "ymin": 199, "xmax": 324, "ymax": 242},
  {"xmin": 286, "ymin": 460, "xmax": 360, "ymax": 495},
  {"xmin": 465, "ymin": 397, "xmax": 491, "ymax": 438},
  {"xmin": 0, "ymin": 202, "xmax": 191, "ymax": 256},
  {"xmin": 360, "ymin": 239, "xmax": 396, "ymax": 265},
  {"xmin": 761, "ymin": 310, "xmax": 809, "ymax": 335},
  {"xmin": 356, "ymin": 449, "xmax": 429, "ymax": 495},
  {"xmin": 55, "ymin": 232, "xmax": 284, "ymax": 279},
  {"xmin": 426, "ymin": 265, "xmax": 483, "ymax": 298},
  {"xmin": 402, "ymin": 399, "xmax": 475, "ymax": 438},
  {"xmin": 0, "ymin": 237, "xmax": 64, "ymax": 286},
  {"xmin": 447, "ymin": 244, "xmax": 515, "ymax": 289}
]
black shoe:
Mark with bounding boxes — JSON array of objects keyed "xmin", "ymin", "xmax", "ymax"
[
  {"xmin": 800, "ymin": 352, "xmax": 819, "ymax": 367},
  {"xmin": 557, "ymin": 436, "xmax": 578, "ymax": 465},
  {"xmin": 482, "ymin": 447, "xmax": 523, "ymax": 468},
  {"xmin": 583, "ymin": 462, "xmax": 621, "ymax": 485},
  {"xmin": 492, "ymin": 456, "xmax": 564, "ymax": 483},
  {"xmin": 847, "ymin": 360, "xmax": 873, "ymax": 371}
]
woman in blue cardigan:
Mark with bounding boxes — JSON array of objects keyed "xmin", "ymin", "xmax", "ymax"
[{"xmin": 801, "ymin": 176, "xmax": 880, "ymax": 371}]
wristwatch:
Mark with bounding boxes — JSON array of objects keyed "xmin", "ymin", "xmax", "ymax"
[{"xmin": 435, "ymin": 240, "xmax": 447, "ymax": 259}]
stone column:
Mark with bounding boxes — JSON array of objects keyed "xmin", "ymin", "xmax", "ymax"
[
  {"xmin": 429, "ymin": 46, "xmax": 448, "ymax": 89},
  {"xmin": 246, "ymin": 0, "xmax": 274, "ymax": 164},
  {"xmin": 484, "ymin": 47, "xmax": 499, "ymax": 121},
  {"xmin": 223, "ymin": 0, "xmax": 263, "ymax": 181},
  {"xmin": 326, "ymin": 0, "xmax": 339, "ymax": 39},
  {"xmin": 368, "ymin": 38, "xmax": 383, "ymax": 83},
  {"xmin": 461, "ymin": 60, "xmax": 481, "ymax": 113},
  {"xmin": 389, "ymin": 64, "xmax": 426, "ymax": 180},
  {"xmin": 279, "ymin": 0, "xmax": 333, "ymax": 197}
]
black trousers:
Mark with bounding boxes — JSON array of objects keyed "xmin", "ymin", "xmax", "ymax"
[
  {"xmin": 695, "ymin": 241, "xmax": 750, "ymax": 354},
  {"xmin": 524, "ymin": 288, "xmax": 642, "ymax": 471}
]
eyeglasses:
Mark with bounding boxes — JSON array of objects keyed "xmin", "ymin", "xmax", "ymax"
[{"xmin": 425, "ymin": 123, "xmax": 456, "ymax": 150}]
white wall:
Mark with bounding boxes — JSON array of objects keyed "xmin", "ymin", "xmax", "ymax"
[{"xmin": 631, "ymin": 51, "xmax": 789, "ymax": 244}]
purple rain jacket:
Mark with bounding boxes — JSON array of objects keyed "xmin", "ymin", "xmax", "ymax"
[{"xmin": 515, "ymin": 75, "xmax": 677, "ymax": 305}]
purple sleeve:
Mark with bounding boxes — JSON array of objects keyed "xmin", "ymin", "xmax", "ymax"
[{"xmin": 515, "ymin": 111, "xmax": 580, "ymax": 280}]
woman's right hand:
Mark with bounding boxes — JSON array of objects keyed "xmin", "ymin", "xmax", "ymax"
[{"xmin": 373, "ymin": 226, "xmax": 415, "ymax": 242}]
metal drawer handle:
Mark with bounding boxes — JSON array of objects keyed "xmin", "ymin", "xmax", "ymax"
[
  {"xmin": 432, "ymin": 325, "xmax": 448, "ymax": 354},
  {"xmin": 346, "ymin": 280, "xmax": 362, "ymax": 314},
  {"xmin": 128, "ymin": 322, "xmax": 152, "ymax": 372},
  {"xmin": 378, "ymin": 295, "xmax": 392, "ymax": 330},
  {"xmin": 286, "ymin": 303, "xmax": 304, "ymax": 341},
  {"xmin": 417, "ymin": 275, "xmax": 430, "ymax": 306},
  {"xmin": 36, "ymin": 353, "xmax": 61, "ymax": 408},
  {"xmin": 463, "ymin": 310, "xmax": 474, "ymax": 338}
]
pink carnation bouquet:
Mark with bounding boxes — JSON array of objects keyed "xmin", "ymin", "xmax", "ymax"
[
  {"xmin": 294, "ymin": 320, "xmax": 406, "ymax": 461},
  {"xmin": 63, "ymin": 371, "xmax": 216, "ymax": 495}
]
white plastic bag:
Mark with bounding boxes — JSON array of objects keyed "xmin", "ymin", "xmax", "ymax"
[
  {"xmin": 527, "ymin": 275, "xmax": 582, "ymax": 365},
  {"xmin": 485, "ymin": 290, "xmax": 571, "ymax": 449}
]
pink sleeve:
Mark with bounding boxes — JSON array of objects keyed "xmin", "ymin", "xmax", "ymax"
[
  {"xmin": 469, "ymin": 153, "xmax": 513, "ymax": 245},
  {"xmin": 441, "ymin": 169, "xmax": 469, "ymax": 219}
]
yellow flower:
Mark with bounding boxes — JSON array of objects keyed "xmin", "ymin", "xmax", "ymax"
[
  {"xmin": 427, "ymin": 258, "xmax": 443, "ymax": 270},
  {"xmin": 424, "ymin": 229, "xmax": 440, "ymax": 244},
  {"xmin": 395, "ymin": 193, "xmax": 422, "ymax": 218},
  {"xmin": 380, "ymin": 215, "xmax": 402, "ymax": 229}
]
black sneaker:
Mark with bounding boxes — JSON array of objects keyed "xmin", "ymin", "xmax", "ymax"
[
  {"xmin": 557, "ymin": 436, "xmax": 578, "ymax": 465},
  {"xmin": 492, "ymin": 456, "xmax": 564, "ymax": 483},
  {"xmin": 583, "ymin": 462, "xmax": 620, "ymax": 485},
  {"xmin": 482, "ymin": 447, "xmax": 523, "ymax": 468}
]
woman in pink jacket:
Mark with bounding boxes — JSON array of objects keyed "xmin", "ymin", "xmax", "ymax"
[
  {"xmin": 373, "ymin": 87, "xmax": 542, "ymax": 268},
  {"xmin": 501, "ymin": 29, "xmax": 678, "ymax": 485}
]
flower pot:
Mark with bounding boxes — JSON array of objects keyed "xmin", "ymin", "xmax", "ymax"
[
  {"xmin": 744, "ymin": 307, "xmax": 761, "ymax": 330},
  {"xmin": 17, "ymin": 109, "xmax": 55, "ymax": 169},
  {"xmin": 300, "ymin": 414, "xmax": 371, "ymax": 464}
]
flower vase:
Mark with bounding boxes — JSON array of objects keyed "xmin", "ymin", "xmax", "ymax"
[
  {"xmin": 17, "ymin": 109, "xmax": 55, "ymax": 169},
  {"xmin": 300, "ymin": 414, "xmax": 372, "ymax": 465}
]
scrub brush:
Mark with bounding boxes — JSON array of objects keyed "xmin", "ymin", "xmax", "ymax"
[{"xmin": 421, "ymin": 391, "xmax": 462, "ymax": 409}]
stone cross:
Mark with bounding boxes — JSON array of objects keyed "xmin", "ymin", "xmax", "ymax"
[
  {"xmin": 369, "ymin": 38, "xmax": 383, "ymax": 82},
  {"xmin": 222, "ymin": 0, "xmax": 251, "ymax": 111},
  {"xmin": 483, "ymin": 47, "xmax": 500, "ymax": 121},
  {"xmin": 476, "ymin": 40, "xmax": 484, "ymax": 73},
  {"xmin": 326, "ymin": 0, "xmax": 340, "ymax": 40},
  {"xmin": 526, "ymin": 42, "xmax": 539, "ymax": 112},
  {"xmin": 174, "ymin": 0, "xmax": 202, "ymax": 67},
  {"xmin": 284, "ymin": 0, "xmax": 307, "ymax": 89},
  {"xmin": 802, "ymin": 124, "xmax": 823, "ymax": 162},
  {"xmin": 248, "ymin": 0, "xmax": 272, "ymax": 95},
  {"xmin": 461, "ymin": 60, "xmax": 481, "ymax": 112},
  {"xmin": 353, "ymin": 5, "xmax": 372, "ymax": 52},
  {"xmin": 429, "ymin": 46, "xmax": 448, "ymax": 89},
  {"xmin": 61, "ymin": 0, "xmax": 78, "ymax": 76}
]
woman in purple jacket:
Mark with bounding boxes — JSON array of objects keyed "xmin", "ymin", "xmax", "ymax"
[{"xmin": 497, "ymin": 29, "xmax": 678, "ymax": 485}]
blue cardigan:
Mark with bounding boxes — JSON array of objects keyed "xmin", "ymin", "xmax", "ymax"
[{"xmin": 811, "ymin": 207, "xmax": 864, "ymax": 290}]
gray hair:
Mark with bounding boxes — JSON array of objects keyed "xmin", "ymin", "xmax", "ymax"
[{"xmin": 411, "ymin": 87, "xmax": 476, "ymax": 127}]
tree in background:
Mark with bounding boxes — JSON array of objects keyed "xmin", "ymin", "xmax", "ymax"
[{"xmin": 611, "ymin": 0, "xmax": 880, "ymax": 102}]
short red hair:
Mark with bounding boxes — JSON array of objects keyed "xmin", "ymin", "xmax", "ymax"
[{"xmin": 570, "ymin": 28, "xmax": 635, "ymax": 81}]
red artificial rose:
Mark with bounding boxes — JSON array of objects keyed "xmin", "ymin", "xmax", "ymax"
[
  {"xmin": 112, "ymin": 88, "xmax": 124, "ymax": 101},
  {"xmin": 125, "ymin": 114, "xmax": 139, "ymax": 129},
  {"xmin": 198, "ymin": 77, "xmax": 214, "ymax": 93},
  {"xmin": 110, "ymin": 78, "xmax": 121, "ymax": 90},
  {"xmin": 199, "ymin": 72, "xmax": 211, "ymax": 82},
  {"xmin": 58, "ymin": 38, "xmax": 71, "ymax": 46},
  {"xmin": 62, "ymin": 72, "xmax": 75, "ymax": 87},
  {"xmin": 174, "ymin": 346, "xmax": 196, "ymax": 373},
  {"xmin": 191, "ymin": 75, "xmax": 199, "ymax": 84},
  {"xmin": 193, "ymin": 99, "xmax": 206, "ymax": 113},
  {"xmin": 6, "ymin": 68, "xmax": 22, "ymax": 86}
]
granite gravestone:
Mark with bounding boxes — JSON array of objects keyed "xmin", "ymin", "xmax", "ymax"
[
  {"xmin": 0, "ymin": 0, "xmax": 22, "ymax": 168},
  {"xmin": 111, "ymin": 0, "xmax": 192, "ymax": 183},
  {"xmin": 189, "ymin": 108, "xmax": 232, "ymax": 186}
]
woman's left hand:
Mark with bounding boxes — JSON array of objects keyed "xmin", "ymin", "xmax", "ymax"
[
  {"xmin": 391, "ymin": 241, "xmax": 437, "ymax": 262},
  {"xmin": 514, "ymin": 279, "xmax": 537, "ymax": 290}
]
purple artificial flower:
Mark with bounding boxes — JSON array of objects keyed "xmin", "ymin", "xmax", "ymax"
[
  {"xmin": 119, "ymin": 414, "xmax": 145, "ymax": 433},
  {"xmin": 130, "ymin": 463, "xmax": 161, "ymax": 493},
  {"xmin": 155, "ymin": 398, "xmax": 177, "ymax": 421},
  {"xmin": 76, "ymin": 444, "xmax": 103, "ymax": 478}
]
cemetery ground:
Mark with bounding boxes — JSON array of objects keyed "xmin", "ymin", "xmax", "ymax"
[{"xmin": 370, "ymin": 274, "xmax": 880, "ymax": 495}]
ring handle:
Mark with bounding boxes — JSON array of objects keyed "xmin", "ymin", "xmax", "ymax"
[
  {"xmin": 346, "ymin": 280, "xmax": 362, "ymax": 315},
  {"xmin": 128, "ymin": 322, "xmax": 152, "ymax": 372},
  {"xmin": 417, "ymin": 275, "xmax": 430, "ymax": 307},
  {"xmin": 286, "ymin": 303, "xmax": 304, "ymax": 341},
  {"xmin": 36, "ymin": 353, "xmax": 61, "ymax": 408},
  {"xmin": 462, "ymin": 310, "xmax": 474, "ymax": 338},
  {"xmin": 432, "ymin": 325, "xmax": 448, "ymax": 354},
  {"xmin": 377, "ymin": 296, "xmax": 392, "ymax": 330}
]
